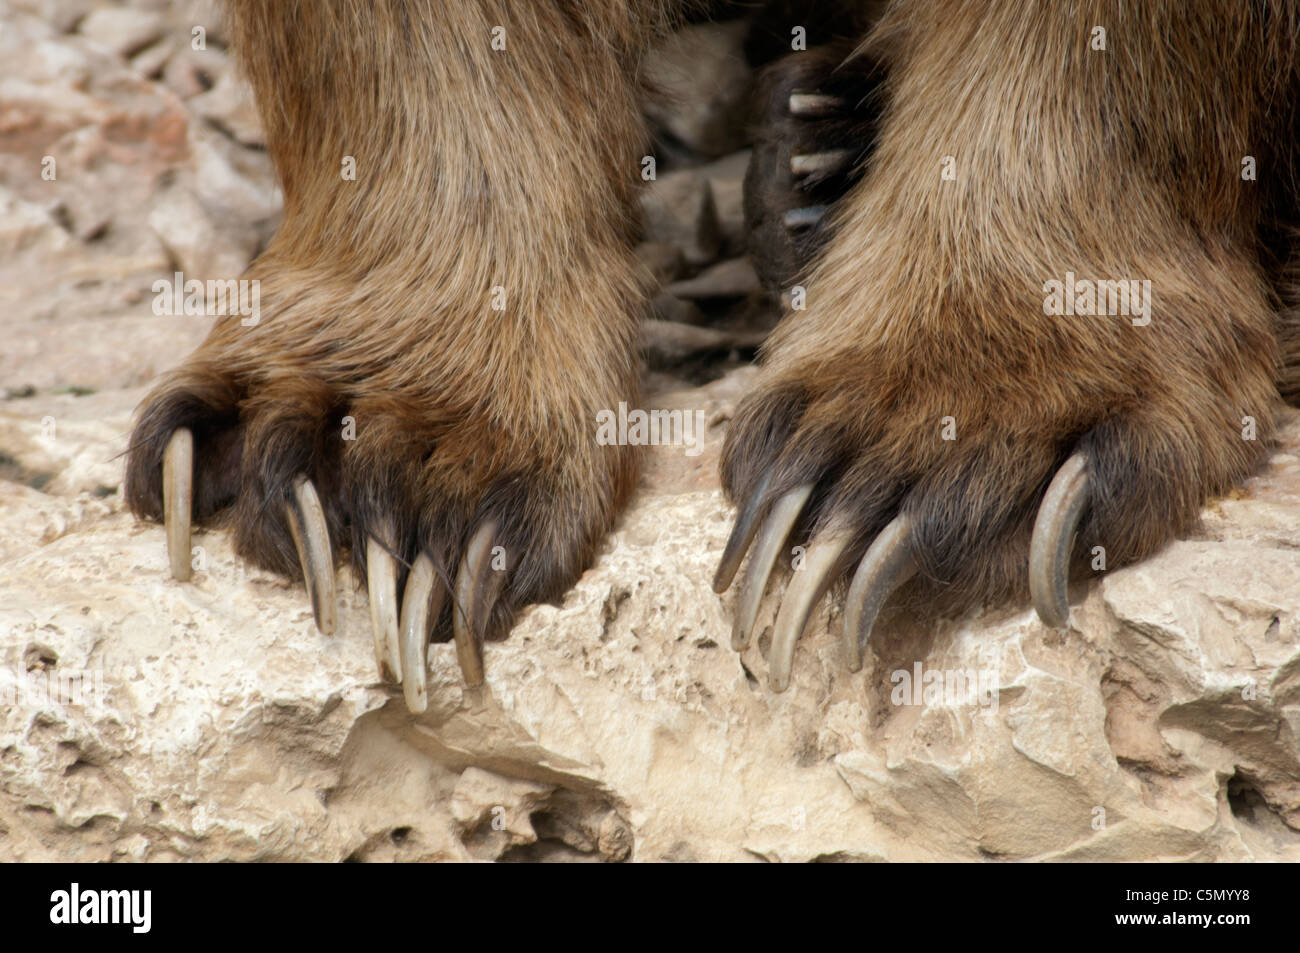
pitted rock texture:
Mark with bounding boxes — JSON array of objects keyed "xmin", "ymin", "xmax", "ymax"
[{"xmin": 2, "ymin": 387, "xmax": 1299, "ymax": 862}]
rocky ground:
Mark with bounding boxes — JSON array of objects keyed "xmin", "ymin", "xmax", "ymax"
[{"xmin": 2, "ymin": 0, "xmax": 1299, "ymax": 862}]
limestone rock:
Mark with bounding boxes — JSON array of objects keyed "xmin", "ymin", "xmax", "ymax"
[
  {"xmin": 2, "ymin": 380, "xmax": 1299, "ymax": 862},
  {"xmin": 699, "ymin": 149, "xmax": 750, "ymax": 253},
  {"xmin": 650, "ymin": 292, "xmax": 707, "ymax": 327},
  {"xmin": 641, "ymin": 318, "xmax": 765, "ymax": 370},
  {"xmin": 636, "ymin": 241, "xmax": 687, "ymax": 288},
  {"xmin": 147, "ymin": 185, "xmax": 258, "ymax": 282},
  {"xmin": 0, "ymin": 5, "xmax": 274, "ymax": 393},
  {"xmin": 187, "ymin": 67, "xmax": 264, "ymax": 147},
  {"xmin": 162, "ymin": 46, "xmax": 229, "ymax": 101},
  {"xmin": 667, "ymin": 257, "xmax": 760, "ymax": 300},
  {"xmin": 77, "ymin": 8, "xmax": 167, "ymax": 60}
]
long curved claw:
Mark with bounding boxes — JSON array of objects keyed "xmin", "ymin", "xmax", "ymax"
[
  {"xmin": 162, "ymin": 428, "xmax": 193, "ymax": 582},
  {"xmin": 285, "ymin": 476, "xmax": 337, "ymax": 636},
  {"xmin": 790, "ymin": 149, "xmax": 854, "ymax": 178},
  {"xmin": 784, "ymin": 206, "xmax": 828, "ymax": 231},
  {"xmin": 398, "ymin": 552, "xmax": 440, "ymax": 714},
  {"xmin": 452, "ymin": 521, "xmax": 500, "ymax": 687},
  {"xmin": 768, "ymin": 529, "xmax": 852, "ymax": 693},
  {"xmin": 841, "ymin": 515, "xmax": 918, "ymax": 673},
  {"xmin": 1029, "ymin": 453, "xmax": 1091, "ymax": 629},
  {"xmin": 733, "ymin": 483, "xmax": 814, "ymax": 651},
  {"xmin": 366, "ymin": 535, "xmax": 402, "ymax": 682},
  {"xmin": 789, "ymin": 92, "xmax": 846, "ymax": 117},
  {"xmin": 713, "ymin": 470, "xmax": 774, "ymax": 594}
]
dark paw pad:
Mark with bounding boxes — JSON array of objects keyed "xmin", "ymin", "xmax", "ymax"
[{"xmin": 744, "ymin": 45, "xmax": 885, "ymax": 292}]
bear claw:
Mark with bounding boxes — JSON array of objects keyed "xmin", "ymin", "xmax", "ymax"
[
  {"xmin": 841, "ymin": 514, "xmax": 918, "ymax": 673},
  {"xmin": 1028, "ymin": 453, "xmax": 1091, "ymax": 630},
  {"xmin": 715, "ymin": 454, "xmax": 1096, "ymax": 689},
  {"xmin": 398, "ymin": 553, "xmax": 438, "ymax": 714},
  {"xmin": 782, "ymin": 206, "xmax": 828, "ymax": 231},
  {"xmin": 768, "ymin": 527, "xmax": 853, "ymax": 692},
  {"xmin": 284, "ymin": 476, "xmax": 337, "ymax": 637},
  {"xmin": 162, "ymin": 427, "xmax": 193, "ymax": 583},
  {"xmin": 450, "ymin": 521, "xmax": 497, "ymax": 689},
  {"xmin": 788, "ymin": 91, "xmax": 847, "ymax": 118},
  {"xmin": 365, "ymin": 534, "xmax": 403, "ymax": 682},
  {"xmin": 722, "ymin": 481, "xmax": 813, "ymax": 652},
  {"xmin": 790, "ymin": 149, "xmax": 854, "ymax": 178}
]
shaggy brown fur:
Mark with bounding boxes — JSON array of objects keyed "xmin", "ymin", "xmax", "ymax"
[
  {"xmin": 126, "ymin": 0, "xmax": 675, "ymax": 641},
  {"xmin": 126, "ymin": 0, "xmax": 1299, "ymax": 659},
  {"xmin": 724, "ymin": 0, "xmax": 1300, "ymax": 605}
]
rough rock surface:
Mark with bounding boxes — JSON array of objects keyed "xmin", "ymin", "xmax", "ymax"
[
  {"xmin": 3, "ymin": 0, "xmax": 1300, "ymax": 863},
  {"xmin": 4, "ymin": 383, "xmax": 1300, "ymax": 862},
  {"xmin": 0, "ymin": 0, "xmax": 276, "ymax": 392}
]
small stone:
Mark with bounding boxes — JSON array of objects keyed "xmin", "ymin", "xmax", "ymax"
[
  {"xmin": 636, "ymin": 241, "xmax": 686, "ymax": 287},
  {"xmin": 667, "ymin": 257, "xmax": 759, "ymax": 300},
  {"xmin": 700, "ymin": 149, "xmax": 751, "ymax": 252},
  {"xmin": 77, "ymin": 8, "xmax": 167, "ymax": 60},
  {"xmin": 46, "ymin": 195, "xmax": 110, "ymax": 242},
  {"xmin": 189, "ymin": 70, "xmax": 265, "ymax": 147},
  {"xmin": 650, "ymin": 292, "xmax": 707, "ymax": 327},
  {"xmin": 147, "ymin": 186, "xmax": 257, "ymax": 280},
  {"xmin": 130, "ymin": 38, "xmax": 178, "ymax": 80},
  {"xmin": 641, "ymin": 317, "xmax": 765, "ymax": 368},
  {"xmin": 641, "ymin": 170, "xmax": 721, "ymax": 267},
  {"xmin": 0, "ymin": 188, "xmax": 70, "ymax": 255},
  {"xmin": 163, "ymin": 46, "xmax": 229, "ymax": 100},
  {"xmin": 11, "ymin": 0, "xmax": 93, "ymax": 34},
  {"xmin": 598, "ymin": 812, "xmax": 633, "ymax": 862}
]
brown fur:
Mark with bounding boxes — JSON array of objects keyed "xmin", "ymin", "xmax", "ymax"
[
  {"xmin": 724, "ymin": 0, "xmax": 1300, "ymax": 603},
  {"xmin": 126, "ymin": 0, "xmax": 676, "ymax": 639},
  {"xmin": 126, "ymin": 0, "xmax": 1300, "ymax": 650}
]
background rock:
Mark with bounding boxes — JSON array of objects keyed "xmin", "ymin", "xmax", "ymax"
[
  {"xmin": 640, "ymin": 169, "xmax": 723, "ymax": 268},
  {"xmin": 0, "ymin": 0, "xmax": 276, "ymax": 393},
  {"xmin": 77, "ymin": 7, "xmax": 166, "ymax": 58},
  {"xmin": 643, "ymin": 21, "xmax": 753, "ymax": 164}
]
